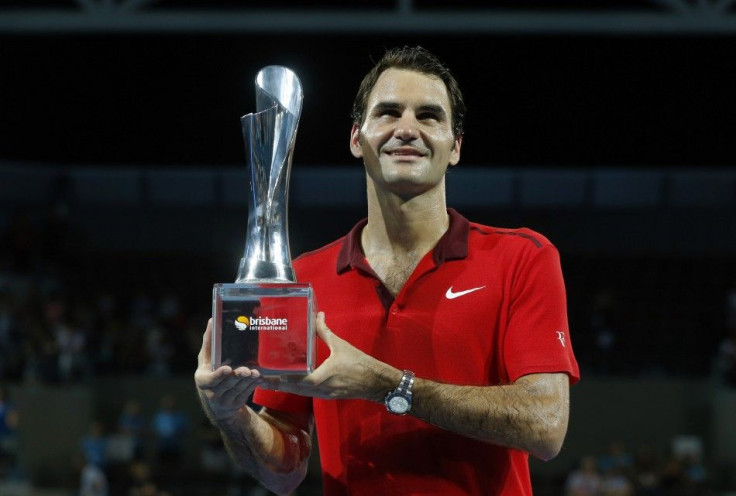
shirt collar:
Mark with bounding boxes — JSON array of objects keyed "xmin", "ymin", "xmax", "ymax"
[{"xmin": 336, "ymin": 208, "xmax": 470, "ymax": 274}]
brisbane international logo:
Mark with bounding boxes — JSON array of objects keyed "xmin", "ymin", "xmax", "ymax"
[{"xmin": 234, "ymin": 315, "xmax": 288, "ymax": 332}]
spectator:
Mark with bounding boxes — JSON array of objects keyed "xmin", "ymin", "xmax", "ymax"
[
  {"xmin": 660, "ymin": 456, "xmax": 686, "ymax": 495},
  {"xmin": 81, "ymin": 421, "xmax": 108, "ymax": 469},
  {"xmin": 600, "ymin": 466, "xmax": 633, "ymax": 496},
  {"xmin": 130, "ymin": 482, "xmax": 171, "ymax": 496},
  {"xmin": 80, "ymin": 461, "xmax": 109, "ymax": 496},
  {"xmin": 55, "ymin": 319, "xmax": 87, "ymax": 382},
  {"xmin": 146, "ymin": 322, "xmax": 173, "ymax": 377},
  {"xmin": 565, "ymin": 455, "xmax": 602, "ymax": 496},
  {"xmin": 118, "ymin": 400, "xmax": 146, "ymax": 460},
  {"xmin": 126, "ymin": 459, "xmax": 154, "ymax": 494},
  {"xmin": 632, "ymin": 445, "xmax": 662, "ymax": 496},
  {"xmin": 681, "ymin": 453, "xmax": 708, "ymax": 488},
  {"xmin": 599, "ymin": 440, "xmax": 634, "ymax": 477},
  {"xmin": 126, "ymin": 457, "xmax": 171, "ymax": 496},
  {"xmin": 151, "ymin": 394, "xmax": 189, "ymax": 465}
]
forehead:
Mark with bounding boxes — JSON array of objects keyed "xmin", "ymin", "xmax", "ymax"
[{"xmin": 367, "ymin": 68, "xmax": 452, "ymax": 110}]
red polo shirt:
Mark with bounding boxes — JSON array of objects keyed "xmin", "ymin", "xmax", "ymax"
[{"xmin": 254, "ymin": 209, "xmax": 580, "ymax": 495}]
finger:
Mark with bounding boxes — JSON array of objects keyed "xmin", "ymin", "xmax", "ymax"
[
  {"xmin": 219, "ymin": 377, "xmax": 260, "ymax": 406},
  {"xmin": 233, "ymin": 366, "xmax": 261, "ymax": 381},
  {"xmin": 198, "ymin": 318, "xmax": 213, "ymax": 366},
  {"xmin": 315, "ymin": 311, "xmax": 336, "ymax": 347},
  {"xmin": 208, "ymin": 375, "xmax": 261, "ymax": 412},
  {"xmin": 232, "ymin": 383, "xmax": 259, "ymax": 406},
  {"xmin": 195, "ymin": 365, "xmax": 234, "ymax": 389},
  {"xmin": 213, "ymin": 367, "xmax": 261, "ymax": 391}
]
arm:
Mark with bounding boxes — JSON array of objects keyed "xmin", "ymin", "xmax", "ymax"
[
  {"xmin": 264, "ymin": 313, "xmax": 570, "ymax": 461},
  {"xmin": 410, "ymin": 372, "xmax": 569, "ymax": 460},
  {"xmin": 194, "ymin": 320, "xmax": 313, "ymax": 495}
]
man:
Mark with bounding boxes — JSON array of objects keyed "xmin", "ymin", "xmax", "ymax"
[{"xmin": 195, "ymin": 46, "xmax": 580, "ymax": 495}]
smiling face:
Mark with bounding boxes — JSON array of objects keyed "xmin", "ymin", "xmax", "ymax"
[{"xmin": 350, "ymin": 68, "xmax": 462, "ymax": 199}]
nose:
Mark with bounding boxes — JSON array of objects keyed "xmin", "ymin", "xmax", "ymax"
[{"xmin": 393, "ymin": 112, "xmax": 419, "ymax": 141}]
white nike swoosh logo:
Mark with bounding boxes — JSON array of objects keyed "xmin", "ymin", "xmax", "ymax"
[{"xmin": 445, "ymin": 285, "xmax": 486, "ymax": 299}]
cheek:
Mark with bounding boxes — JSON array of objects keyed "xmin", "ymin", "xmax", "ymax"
[
  {"xmin": 361, "ymin": 128, "xmax": 388, "ymax": 150},
  {"xmin": 436, "ymin": 134, "xmax": 457, "ymax": 153}
]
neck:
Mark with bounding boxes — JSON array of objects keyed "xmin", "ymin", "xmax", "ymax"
[{"xmin": 362, "ymin": 177, "xmax": 450, "ymax": 256}]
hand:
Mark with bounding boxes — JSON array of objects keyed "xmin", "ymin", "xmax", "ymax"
[
  {"xmin": 194, "ymin": 319, "xmax": 264, "ymax": 425},
  {"xmin": 260, "ymin": 312, "xmax": 400, "ymax": 402}
]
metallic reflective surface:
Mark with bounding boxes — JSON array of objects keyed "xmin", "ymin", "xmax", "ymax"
[{"xmin": 237, "ymin": 66, "xmax": 303, "ymax": 283}]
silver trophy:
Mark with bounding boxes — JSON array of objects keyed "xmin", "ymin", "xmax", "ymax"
[{"xmin": 212, "ymin": 66, "xmax": 316, "ymax": 375}]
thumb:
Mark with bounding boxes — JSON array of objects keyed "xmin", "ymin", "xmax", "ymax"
[
  {"xmin": 198, "ymin": 318, "xmax": 213, "ymax": 367},
  {"xmin": 315, "ymin": 311, "xmax": 337, "ymax": 348}
]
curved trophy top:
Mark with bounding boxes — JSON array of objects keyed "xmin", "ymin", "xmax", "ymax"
[
  {"xmin": 255, "ymin": 66, "xmax": 303, "ymax": 117},
  {"xmin": 236, "ymin": 65, "xmax": 303, "ymax": 284}
]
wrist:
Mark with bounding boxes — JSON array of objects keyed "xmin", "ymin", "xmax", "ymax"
[
  {"xmin": 368, "ymin": 364, "xmax": 403, "ymax": 403},
  {"xmin": 199, "ymin": 390, "xmax": 249, "ymax": 430},
  {"xmin": 217, "ymin": 406, "xmax": 255, "ymax": 444}
]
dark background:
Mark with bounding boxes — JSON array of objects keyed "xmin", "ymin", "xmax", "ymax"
[{"xmin": 3, "ymin": 34, "xmax": 735, "ymax": 168}]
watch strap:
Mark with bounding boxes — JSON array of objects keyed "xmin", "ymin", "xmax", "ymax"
[
  {"xmin": 397, "ymin": 370, "xmax": 415, "ymax": 394},
  {"xmin": 385, "ymin": 370, "xmax": 415, "ymax": 414}
]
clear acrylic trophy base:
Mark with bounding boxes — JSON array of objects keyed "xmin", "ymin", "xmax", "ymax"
[{"xmin": 212, "ymin": 283, "xmax": 316, "ymax": 375}]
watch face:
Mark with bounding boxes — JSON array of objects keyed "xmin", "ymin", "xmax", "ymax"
[{"xmin": 388, "ymin": 395, "xmax": 409, "ymax": 413}]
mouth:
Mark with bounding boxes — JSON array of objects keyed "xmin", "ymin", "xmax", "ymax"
[{"xmin": 384, "ymin": 147, "xmax": 427, "ymax": 158}]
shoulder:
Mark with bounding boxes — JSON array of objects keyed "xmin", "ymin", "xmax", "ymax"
[
  {"xmin": 467, "ymin": 221, "xmax": 555, "ymax": 253},
  {"xmin": 293, "ymin": 236, "xmax": 345, "ymax": 276},
  {"xmin": 295, "ymin": 237, "xmax": 344, "ymax": 263}
]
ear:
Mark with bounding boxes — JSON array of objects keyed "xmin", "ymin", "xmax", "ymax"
[
  {"xmin": 449, "ymin": 134, "xmax": 462, "ymax": 167},
  {"xmin": 349, "ymin": 123, "xmax": 363, "ymax": 159}
]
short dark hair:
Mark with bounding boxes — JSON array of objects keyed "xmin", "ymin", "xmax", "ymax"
[{"xmin": 351, "ymin": 46, "xmax": 466, "ymax": 138}]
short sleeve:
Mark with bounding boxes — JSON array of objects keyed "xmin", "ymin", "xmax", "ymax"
[{"xmin": 504, "ymin": 243, "xmax": 580, "ymax": 384}]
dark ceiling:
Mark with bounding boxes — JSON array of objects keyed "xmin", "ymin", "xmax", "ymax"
[{"xmin": 2, "ymin": 33, "xmax": 735, "ymax": 168}]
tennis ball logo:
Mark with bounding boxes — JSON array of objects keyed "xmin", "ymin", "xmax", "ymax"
[{"xmin": 234, "ymin": 315, "xmax": 249, "ymax": 331}]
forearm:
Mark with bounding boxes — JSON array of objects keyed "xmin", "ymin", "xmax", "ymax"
[
  {"xmin": 198, "ymin": 392, "xmax": 310, "ymax": 494},
  {"xmin": 408, "ymin": 373, "xmax": 570, "ymax": 460}
]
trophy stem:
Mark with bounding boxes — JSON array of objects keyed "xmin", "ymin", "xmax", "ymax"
[{"xmin": 236, "ymin": 258, "xmax": 295, "ymax": 283}]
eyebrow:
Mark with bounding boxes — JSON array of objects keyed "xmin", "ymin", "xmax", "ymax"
[{"xmin": 371, "ymin": 102, "xmax": 403, "ymax": 115}]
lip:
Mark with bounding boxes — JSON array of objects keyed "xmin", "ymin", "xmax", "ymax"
[{"xmin": 385, "ymin": 147, "xmax": 427, "ymax": 157}]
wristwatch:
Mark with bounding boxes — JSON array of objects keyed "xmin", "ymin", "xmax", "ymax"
[{"xmin": 384, "ymin": 370, "xmax": 415, "ymax": 415}]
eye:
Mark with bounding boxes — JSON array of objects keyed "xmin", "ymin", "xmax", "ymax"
[{"xmin": 417, "ymin": 112, "xmax": 438, "ymax": 121}]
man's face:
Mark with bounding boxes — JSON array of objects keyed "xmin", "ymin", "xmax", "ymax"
[{"xmin": 350, "ymin": 68, "xmax": 462, "ymax": 198}]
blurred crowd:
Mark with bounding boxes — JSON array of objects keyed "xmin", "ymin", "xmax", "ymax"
[
  {"xmin": 565, "ymin": 440, "xmax": 712, "ymax": 496},
  {"xmin": 2, "ymin": 206, "xmax": 736, "ymax": 495},
  {"xmin": 3, "ymin": 207, "xmax": 736, "ymax": 386},
  {"xmin": 0, "ymin": 208, "xmax": 207, "ymax": 385},
  {"xmin": 72, "ymin": 392, "xmax": 314, "ymax": 496},
  {"xmin": 76, "ymin": 394, "xmax": 194, "ymax": 496},
  {"xmin": 0, "ymin": 281, "xmax": 203, "ymax": 384},
  {"xmin": 0, "ymin": 385, "xmax": 286, "ymax": 496}
]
